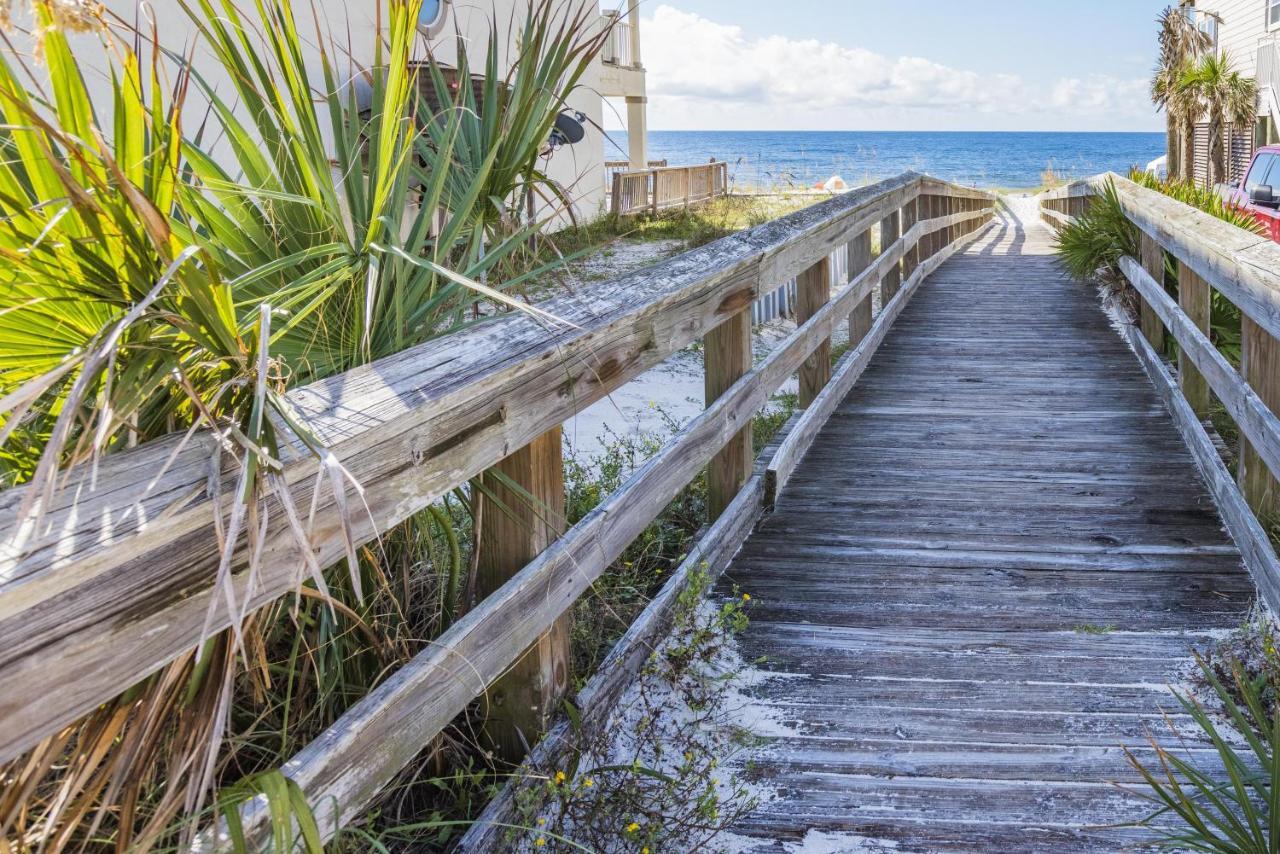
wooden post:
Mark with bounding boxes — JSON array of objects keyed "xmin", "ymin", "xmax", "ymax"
[
  {"xmin": 879, "ymin": 210, "xmax": 901, "ymax": 303},
  {"xmin": 1240, "ymin": 316, "xmax": 1280, "ymax": 518},
  {"xmin": 797, "ymin": 256, "xmax": 832, "ymax": 408},
  {"xmin": 683, "ymin": 166, "xmax": 692, "ymax": 209},
  {"xmin": 475, "ymin": 429, "xmax": 570, "ymax": 762},
  {"xmin": 705, "ymin": 310, "xmax": 753, "ymax": 519},
  {"xmin": 847, "ymin": 229, "xmax": 873, "ymax": 346},
  {"xmin": 650, "ymin": 169, "xmax": 659, "ymax": 216},
  {"xmin": 900, "ymin": 197, "xmax": 918, "ymax": 286},
  {"xmin": 1139, "ymin": 233, "xmax": 1164, "ymax": 351},
  {"xmin": 610, "ymin": 173, "xmax": 622, "ymax": 218},
  {"xmin": 1178, "ymin": 261, "xmax": 1211, "ymax": 416}
]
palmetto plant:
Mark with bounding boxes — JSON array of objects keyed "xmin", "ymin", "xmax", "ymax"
[
  {"xmin": 1179, "ymin": 51, "xmax": 1258, "ymax": 187},
  {"xmin": 0, "ymin": 0, "xmax": 608, "ymax": 849},
  {"xmin": 1151, "ymin": 5, "xmax": 1210, "ymax": 181},
  {"xmin": 1127, "ymin": 653, "xmax": 1280, "ymax": 853}
]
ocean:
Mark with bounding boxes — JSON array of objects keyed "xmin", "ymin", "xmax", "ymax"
[{"xmin": 607, "ymin": 130, "xmax": 1166, "ymax": 191}]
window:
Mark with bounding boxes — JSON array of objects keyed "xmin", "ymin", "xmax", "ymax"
[
  {"xmin": 1199, "ymin": 13, "xmax": 1219, "ymax": 48},
  {"xmin": 418, "ymin": 0, "xmax": 449, "ymax": 37},
  {"xmin": 1245, "ymin": 153, "xmax": 1278, "ymax": 194},
  {"xmin": 1270, "ymin": 0, "xmax": 1280, "ymax": 30}
]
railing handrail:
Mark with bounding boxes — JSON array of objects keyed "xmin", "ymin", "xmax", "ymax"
[
  {"xmin": 1042, "ymin": 172, "xmax": 1280, "ymax": 341},
  {"xmin": 1037, "ymin": 172, "xmax": 1280, "ymax": 611},
  {"xmin": 1, "ymin": 172, "xmax": 996, "ymax": 846}
]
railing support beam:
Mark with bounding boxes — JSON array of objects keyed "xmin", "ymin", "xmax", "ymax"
[
  {"xmin": 705, "ymin": 310, "xmax": 754, "ymax": 519},
  {"xmin": 1139, "ymin": 234, "xmax": 1165, "ymax": 351},
  {"xmin": 879, "ymin": 210, "xmax": 901, "ymax": 303},
  {"xmin": 798, "ymin": 256, "xmax": 832, "ymax": 408},
  {"xmin": 1178, "ymin": 261, "xmax": 1211, "ymax": 416},
  {"xmin": 475, "ymin": 429, "xmax": 570, "ymax": 762},
  {"xmin": 847, "ymin": 229, "xmax": 874, "ymax": 346},
  {"xmin": 1241, "ymin": 318, "xmax": 1280, "ymax": 518}
]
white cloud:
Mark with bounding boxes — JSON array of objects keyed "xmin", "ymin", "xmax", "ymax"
[{"xmin": 617, "ymin": 6, "xmax": 1155, "ymax": 131}]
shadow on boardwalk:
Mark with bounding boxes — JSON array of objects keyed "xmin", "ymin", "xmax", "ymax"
[{"xmin": 715, "ymin": 199, "xmax": 1253, "ymax": 852}]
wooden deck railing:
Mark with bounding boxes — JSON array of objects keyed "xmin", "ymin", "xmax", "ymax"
[
  {"xmin": 1040, "ymin": 175, "xmax": 1280, "ymax": 610},
  {"xmin": 0, "ymin": 172, "xmax": 995, "ymax": 847},
  {"xmin": 609, "ymin": 161, "xmax": 730, "ymax": 216}
]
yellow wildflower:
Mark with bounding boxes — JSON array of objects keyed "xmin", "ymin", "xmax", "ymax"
[
  {"xmin": 534, "ymin": 838, "xmax": 546, "ymax": 847},
  {"xmin": 553, "ymin": 770, "xmax": 566, "ymax": 784},
  {"xmin": 583, "ymin": 777, "xmax": 595, "ymax": 787},
  {"xmin": 626, "ymin": 822, "xmax": 641, "ymax": 833},
  {"xmin": 742, "ymin": 593, "xmax": 751, "ymax": 602}
]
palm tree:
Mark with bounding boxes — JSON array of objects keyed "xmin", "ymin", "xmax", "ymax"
[
  {"xmin": 1151, "ymin": 6, "xmax": 1210, "ymax": 180},
  {"xmin": 1180, "ymin": 52, "xmax": 1258, "ymax": 187}
]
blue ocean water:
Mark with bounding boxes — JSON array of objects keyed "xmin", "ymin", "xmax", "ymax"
[{"xmin": 608, "ymin": 130, "xmax": 1166, "ymax": 190}]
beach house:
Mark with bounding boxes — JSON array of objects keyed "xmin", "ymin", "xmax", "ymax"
[
  {"xmin": 22, "ymin": 0, "xmax": 650, "ymax": 223},
  {"xmin": 1180, "ymin": 0, "xmax": 1280, "ymax": 184}
]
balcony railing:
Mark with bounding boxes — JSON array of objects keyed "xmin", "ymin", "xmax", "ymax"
[
  {"xmin": 601, "ymin": 15, "xmax": 634, "ymax": 67},
  {"xmin": 1260, "ymin": 39, "xmax": 1280, "ymax": 98}
]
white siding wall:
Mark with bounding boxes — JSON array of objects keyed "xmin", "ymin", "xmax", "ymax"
[
  {"xmin": 2, "ymin": 1, "xmax": 607, "ymax": 222},
  {"xmin": 1197, "ymin": 0, "xmax": 1273, "ymax": 81}
]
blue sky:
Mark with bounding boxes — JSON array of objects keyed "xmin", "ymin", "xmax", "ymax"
[{"xmin": 606, "ymin": 1, "xmax": 1169, "ymax": 132}]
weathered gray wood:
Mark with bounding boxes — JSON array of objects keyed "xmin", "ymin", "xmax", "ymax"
[
  {"xmin": 1121, "ymin": 314, "xmax": 1280, "ymax": 610},
  {"xmin": 0, "ymin": 172, "xmax": 942, "ymax": 764},
  {"xmin": 797, "ymin": 256, "xmax": 832, "ymax": 408},
  {"xmin": 879, "ymin": 208, "xmax": 901, "ymax": 302},
  {"xmin": 1240, "ymin": 315, "xmax": 1280, "ymax": 519},
  {"xmin": 474, "ymin": 429, "xmax": 570, "ymax": 762},
  {"xmin": 767, "ymin": 220, "xmax": 995, "ymax": 501},
  {"xmin": 721, "ymin": 203, "xmax": 1255, "ymax": 851},
  {"xmin": 705, "ymin": 309, "xmax": 753, "ymax": 519},
  {"xmin": 1119, "ymin": 255, "xmax": 1280, "ymax": 494},
  {"xmin": 1102, "ymin": 172, "xmax": 1280, "ymax": 343},
  {"xmin": 454, "ymin": 416, "xmax": 792, "ymax": 852},
  {"xmin": 845, "ymin": 229, "xmax": 873, "ymax": 344},
  {"xmin": 1139, "ymin": 233, "xmax": 1165, "ymax": 350},
  {"xmin": 1178, "ymin": 261, "xmax": 1212, "ymax": 415},
  {"xmin": 224, "ymin": 188, "xmax": 995, "ymax": 847},
  {"xmin": 900, "ymin": 197, "xmax": 918, "ymax": 287}
]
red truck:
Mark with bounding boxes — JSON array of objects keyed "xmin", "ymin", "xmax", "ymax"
[{"xmin": 1223, "ymin": 144, "xmax": 1280, "ymax": 243}]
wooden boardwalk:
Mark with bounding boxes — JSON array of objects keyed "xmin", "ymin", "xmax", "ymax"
[{"xmin": 719, "ymin": 203, "xmax": 1256, "ymax": 851}]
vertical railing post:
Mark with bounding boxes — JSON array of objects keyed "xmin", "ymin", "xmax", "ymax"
[
  {"xmin": 1178, "ymin": 261, "xmax": 1211, "ymax": 416},
  {"xmin": 797, "ymin": 256, "xmax": 832, "ymax": 407},
  {"xmin": 1240, "ymin": 318, "xmax": 1280, "ymax": 517},
  {"xmin": 879, "ymin": 209, "xmax": 901, "ymax": 303},
  {"xmin": 901, "ymin": 194, "xmax": 918, "ymax": 286},
  {"xmin": 475, "ymin": 428, "xmax": 569, "ymax": 762},
  {"xmin": 705, "ymin": 309, "xmax": 753, "ymax": 519},
  {"xmin": 650, "ymin": 168, "xmax": 659, "ymax": 216},
  {"xmin": 1138, "ymin": 234, "xmax": 1165, "ymax": 350},
  {"xmin": 847, "ymin": 228, "xmax": 874, "ymax": 347},
  {"xmin": 684, "ymin": 166, "xmax": 692, "ymax": 209}
]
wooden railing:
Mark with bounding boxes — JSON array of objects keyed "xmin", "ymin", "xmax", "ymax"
[
  {"xmin": 604, "ymin": 157, "xmax": 666, "ymax": 187},
  {"xmin": 1040, "ymin": 175, "xmax": 1280, "ymax": 610},
  {"xmin": 0, "ymin": 172, "xmax": 995, "ymax": 848},
  {"xmin": 609, "ymin": 161, "xmax": 731, "ymax": 216}
]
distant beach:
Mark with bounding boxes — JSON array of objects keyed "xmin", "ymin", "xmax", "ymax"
[{"xmin": 606, "ymin": 130, "xmax": 1165, "ymax": 190}]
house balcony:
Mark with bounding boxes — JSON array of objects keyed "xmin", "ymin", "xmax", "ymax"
[{"xmin": 599, "ymin": 9, "xmax": 645, "ymax": 99}]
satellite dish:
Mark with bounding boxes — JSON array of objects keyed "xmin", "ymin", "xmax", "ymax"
[{"xmin": 549, "ymin": 110, "xmax": 587, "ymax": 149}]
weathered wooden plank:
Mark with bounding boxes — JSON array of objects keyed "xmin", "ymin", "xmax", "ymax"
[
  {"xmin": 474, "ymin": 429, "xmax": 570, "ymax": 762},
  {"xmin": 454, "ymin": 421, "xmax": 788, "ymax": 852},
  {"xmin": 797, "ymin": 256, "xmax": 832, "ymax": 408},
  {"xmin": 1178, "ymin": 261, "xmax": 1211, "ymax": 415},
  {"xmin": 1119, "ymin": 255, "xmax": 1280, "ymax": 499},
  {"xmin": 845, "ymin": 229, "xmax": 873, "ymax": 344},
  {"xmin": 767, "ymin": 221, "xmax": 994, "ymax": 500},
  {"xmin": 1139, "ymin": 233, "xmax": 1165, "ymax": 350},
  {"xmin": 878, "ymin": 208, "xmax": 901, "ymax": 303},
  {"xmin": 1240, "ymin": 314, "xmax": 1280, "ymax": 519},
  {"xmin": 1120, "ymin": 315, "xmax": 1280, "ymax": 610},
  {"xmin": 222, "ymin": 197, "xmax": 1006, "ymax": 846},
  {"xmin": 705, "ymin": 309, "xmax": 754, "ymax": 519},
  {"xmin": 0, "ymin": 173, "xmax": 953, "ymax": 764}
]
